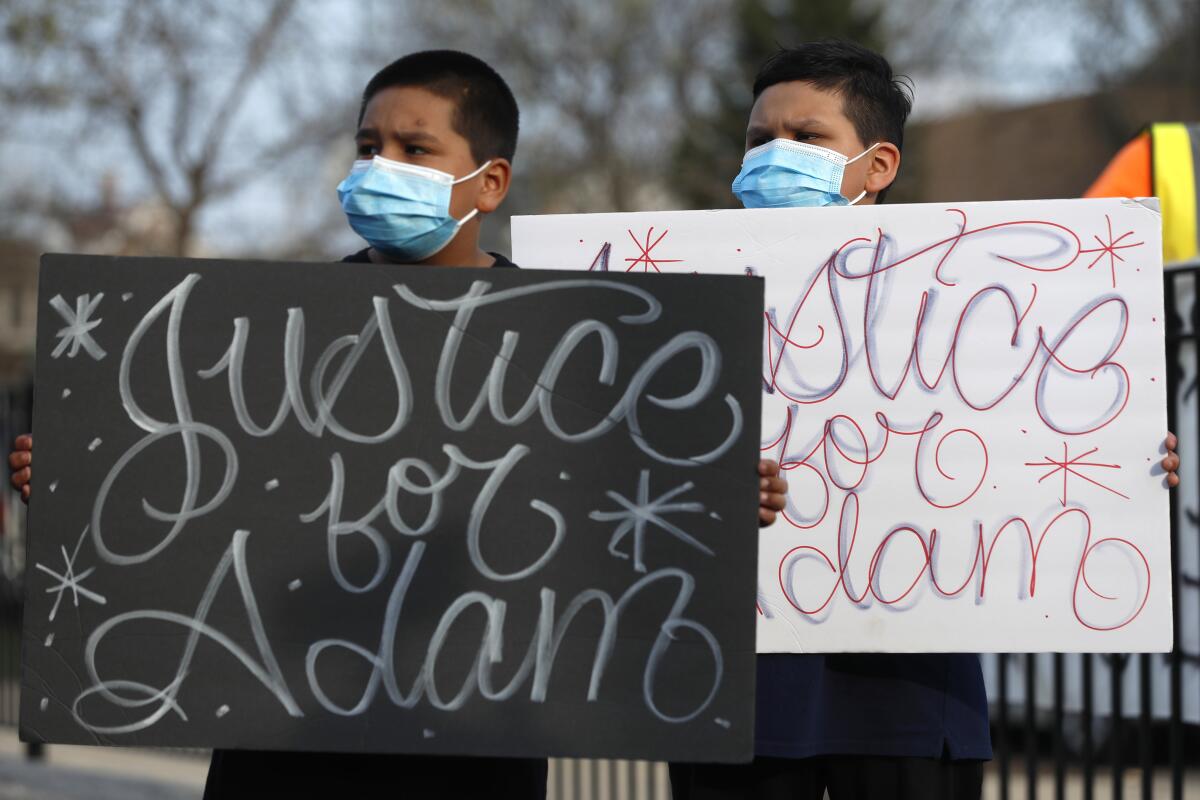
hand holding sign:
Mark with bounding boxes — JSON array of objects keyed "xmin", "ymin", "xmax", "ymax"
[{"xmin": 8, "ymin": 434, "xmax": 31, "ymax": 502}]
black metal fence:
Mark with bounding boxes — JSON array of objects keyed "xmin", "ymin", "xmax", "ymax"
[
  {"xmin": 0, "ymin": 267, "xmax": 1197, "ymax": 799},
  {"xmin": 984, "ymin": 261, "xmax": 1200, "ymax": 800}
]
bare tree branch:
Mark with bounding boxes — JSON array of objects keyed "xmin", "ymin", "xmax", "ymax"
[
  {"xmin": 194, "ymin": 0, "xmax": 296, "ymax": 184},
  {"xmin": 1, "ymin": 0, "xmax": 349, "ymax": 257},
  {"xmin": 77, "ymin": 38, "xmax": 180, "ymax": 210}
]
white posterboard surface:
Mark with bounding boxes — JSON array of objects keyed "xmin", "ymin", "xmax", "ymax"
[{"xmin": 513, "ymin": 198, "xmax": 1171, "ymax": 653}]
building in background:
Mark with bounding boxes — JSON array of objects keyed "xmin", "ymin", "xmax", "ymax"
[{"xmin": 896, "ymin": 85, "xmax": 1200, "ymax": 205}]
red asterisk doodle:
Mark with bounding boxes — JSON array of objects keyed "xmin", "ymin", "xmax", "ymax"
[
  {"xmin": 1024, "ymin": 441, "xmax": 1129, "ymax": 507},
  {"xmin": 624, "ymin": 227, "xmax": 683, "ymax": 272},
  {"xmin": 1080, "ymin": 214, "xmax": 1144, "ymax": 289}
]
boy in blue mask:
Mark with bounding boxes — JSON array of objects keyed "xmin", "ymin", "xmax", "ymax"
[
  {"xmin": 338, "ymin": 49, "xmax": 519, "ymax": 269},
  {"xmin": 669, "ymin": 40, "xmax": 1181, "ymax": 800},
  {"xmin": 196, "ymin": 52, "xmax": 558, "ymax": 798},
  {"xmin": 9, "ymin": 48, "xmax": 791, "ymax": 797},
  {"xmin": 732, "ymin": 44, "xmax": 903, "ymax": 212}
]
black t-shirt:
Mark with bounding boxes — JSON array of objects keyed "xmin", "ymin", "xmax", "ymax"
[
  {"xmin": 204, "ymin": 749, "xmax": 546, "ymax": 798},
  {"xmin": 202, "ymin": 249, "xmax": 543, "ymax": 799},
  {"xmin": 341, "ymin": 248, "xmax": 518, "ymax": 268}
]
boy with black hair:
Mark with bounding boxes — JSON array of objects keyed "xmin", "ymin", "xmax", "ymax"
[
  {"xmin": 10, "ymin": 48, "xmax": 791, "ymax": 797},
  {"xmin": 339, "ymin": 48, "xmax": 519, "ymax": 268},
  {"xmin": 670, "ymin": 39, "xmax": 1180, "ymax": 800},
  {"xmin": 204, "ymin": 48, "xmax": 546, "ymax": 800}
]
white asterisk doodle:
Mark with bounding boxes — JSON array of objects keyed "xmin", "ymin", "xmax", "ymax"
[
  {"xmin": 35, "ymin": 526, "xmax": 107, "ymax": 622},
  {"xmin": 50, "ymin": 293, "xmax": 107, "ymax": 360},
  {"xmin": 589, "ymin": 469, "xmax": 713, "ymax": 572}
]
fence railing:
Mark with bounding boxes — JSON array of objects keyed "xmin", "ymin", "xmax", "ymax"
[{"xmin": 1, "ymin": 266, "xmax": 1198, "ymax": 799}]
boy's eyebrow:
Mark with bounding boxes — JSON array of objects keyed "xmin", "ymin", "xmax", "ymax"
[
  {"xmin": 746, "ymin": 117, "xmax": 830, "ymax": 140},
  {"xmin": 354, "ymin": 127, "xmax": 442, "ymax": 146},
  {"xmin": 745, "ymin": 124, "xmax": 774, "ymax": 141},
  {"xmin": 772, "ymin": 117, "xmax": 830, "ymax": 134},
  {"xmin": 781, "ymin": 117, "xmax": 828, "ymax": 133},
  {"xmin": 387, "ymin": 129, "xmax": 441, "ymax": 145}
]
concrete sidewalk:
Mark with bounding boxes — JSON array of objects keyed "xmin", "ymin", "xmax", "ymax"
[{"xmin": 0, "ymin": 729, "xmax": 206, "ymax": 799}]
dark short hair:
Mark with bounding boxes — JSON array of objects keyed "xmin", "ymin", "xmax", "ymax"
[
  {"xmin": 359, "ymin": 50, "xmax": 519, "ymax": 163},
  {"xmin": 753, "ymin": 40, "xmax": 912, "ymax": 199}
]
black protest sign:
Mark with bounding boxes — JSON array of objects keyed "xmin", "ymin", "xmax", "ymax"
[{"xmin": 20, "ymin": 254, "xmax": 763, "ymax": 762}]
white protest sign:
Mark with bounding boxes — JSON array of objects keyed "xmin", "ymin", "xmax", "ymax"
[{"xmin": 513, "ymin": 198, "xmax": 1171, "ymax": 653}]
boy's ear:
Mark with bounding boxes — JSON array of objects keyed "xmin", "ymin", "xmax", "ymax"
[
  {"xmin": 864, "ymin": 142, "xmax": 901, "ymax": 198},
  {"xmin": 476, "ymin": 158, "xmax": 512, "ymax": 214}
]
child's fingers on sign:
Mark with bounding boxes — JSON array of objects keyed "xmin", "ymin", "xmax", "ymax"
[
  {"xmin": 9, "ymin": 434, "xmax": 32, "ymax": 503},
  {"xmin": 760, "ymin": 474, "xmax": 787, "ymax": 496},
  {"xmin": 10, "ymin": 466, "xmax": 30, "ymax": 490},
  {"xmin": 1163, "ymin": 433, "xmax": 1180, "ymax": 488},
  {"xmin": 757, "ymin": 459, "xmax": 788, "ymax": 527}
]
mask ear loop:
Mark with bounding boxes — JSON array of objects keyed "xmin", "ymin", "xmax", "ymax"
[
  {"xmin": 448, "ymin": 159, "xmax": 495, "ymax": 227},
  {"xmin": 844, "ymin": 143, "xmax": 882, "ymax": 205},
  {"xmin": 845, "ymin": 142, "xmax": 881, "ymax": 165},
  {"xmin": 451, "ymin": 159, "xmax": 494, "ymax": 185}
]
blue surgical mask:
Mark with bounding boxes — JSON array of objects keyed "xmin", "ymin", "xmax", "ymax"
[
  {"xmin": 337, "ymin": 155, "xmax": 491, "ymax": 261},
  {"xmin": 732, "ymin": 139, "xmax": 879, "ymax": 209}
]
